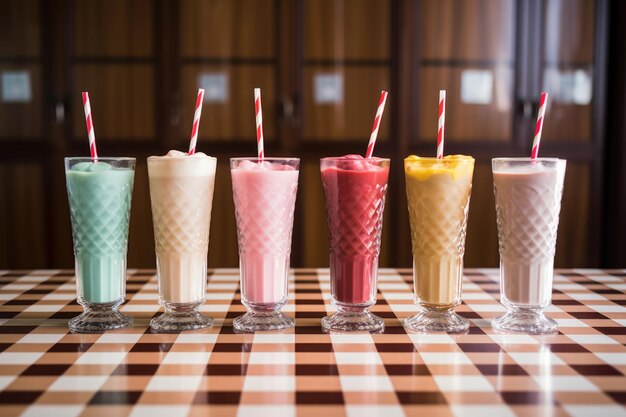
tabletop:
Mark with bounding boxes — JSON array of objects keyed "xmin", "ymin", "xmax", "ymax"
[{"xmin": 0, "ymin": 268, "xmax": 625, "ymax": 417}]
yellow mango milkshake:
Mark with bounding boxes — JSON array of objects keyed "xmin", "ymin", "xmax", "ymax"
[{"xmin": 404, "ymin": 155, "xmax": 474, "ymax": 332}]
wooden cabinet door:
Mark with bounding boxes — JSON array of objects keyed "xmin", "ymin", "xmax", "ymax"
[
  {"xmin": 403, "ymin": 0, "xmax": 608, "ymax": 268},
  {"xmin": 0, "ymin": 0, "xmax": 51, "ymax": 268},
  {"xmin": 0, "ymin": 0, "xmax": 611, "ymax": 269}
]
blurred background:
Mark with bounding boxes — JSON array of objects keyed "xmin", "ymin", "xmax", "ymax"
[{"xmin": 0, "ymin": 0, "xmax": 624, "ymax": 270}]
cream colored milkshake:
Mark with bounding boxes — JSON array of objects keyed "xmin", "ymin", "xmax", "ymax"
[
  {"xmin": 404, "ymin": 155, "xmax": 474, "ymax": 333},
  {"xmin": 147, "ymin": 150, "xmax": 216, "ymax": 332}
]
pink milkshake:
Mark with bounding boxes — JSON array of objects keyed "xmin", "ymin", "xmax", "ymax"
[
  {"xmin": 320, "ymin": 155, "xmax": 390, "ymax": 332},
  {"xmin": 492, "ymin": 157, "xmax": 566, "ymax": 334},
  {"xmin": 231, "ymin": 158, "xmax": 299, "ymax": 332}
]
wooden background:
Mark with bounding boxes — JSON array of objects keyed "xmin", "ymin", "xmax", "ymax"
[{"xmin": 0, "ymin": 0, "xmax": 615, "ymax": 269}]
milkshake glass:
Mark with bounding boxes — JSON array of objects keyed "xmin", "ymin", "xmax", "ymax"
[
  {"xmin": 231, "ymin": 158, "xmax": 299, "ymax": 332},
  {"xmin": 404, "ymin": 155, "xmax": 474, "ymax": 333},
  {"xmin": 320, "ymin": 155, "xmax": 390, "ymax": 332},
  {"xmin": 148, "ymin": 150, "xmax": 217, "ymax": 332},
  {"xmin": 65, "ymin": 157, "xmax": 135, "ymax": 333},
  {"xmin": 492, "ymin": 157, "xmax": 566, "ymax": 334}
]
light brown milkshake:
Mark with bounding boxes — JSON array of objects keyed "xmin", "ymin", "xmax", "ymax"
[{"xmin": 404, "ymin": 155, "xmax": 474, "ymax": 308}]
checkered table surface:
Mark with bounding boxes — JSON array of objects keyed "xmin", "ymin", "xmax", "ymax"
[{"xmin": 0, "ymin": 268, "xmax": 625, "ymax": 417}]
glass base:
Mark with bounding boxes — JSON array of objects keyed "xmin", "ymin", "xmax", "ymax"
[
  {"xmin": 322, "ymin": 307, "xmax": 384, "ymax": 332},
  {"xmin": 233, "ymin": 311, "xmax": 295, "ymax": 333},
  {"xmin": 404, "ymin": 308, "xmax": 469, "ymax": 333},
  {"xmin": 492, "ymin": 307, "xmax": 557, "ymax": 334},
  {"xmin": 150, "ymin": 301, "xmax": 213, "ymax": 333},
  {"xmin": 69, "ymin": 300, "xmax": 132, "ymax": 333}
]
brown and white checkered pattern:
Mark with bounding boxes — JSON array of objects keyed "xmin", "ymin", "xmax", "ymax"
[{"xmin": 0, "ymin": 268, "xmax": 625, "ymax": 417}]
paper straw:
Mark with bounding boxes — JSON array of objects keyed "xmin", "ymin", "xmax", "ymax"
[
  {"xmin": 188, "ymin": 88, "xmax": 205, "ymax": 156},
  {"xmin": 531, "ymin": 92, "xmax": 548, "ymax": 160},
  {"xmin": 254, "ymin": 88, "xmax": 264, "ymax": 160},
  {"xmin": 365, "ymin": 90, "xmax": 388, "ymax": 158},
  {"xmin": 437, "ymin": 90, "xmax": 446, "ymax": 159},
  {"xmin": 81, "ymin": 92, "xmax": 98, "ymax": 162}
]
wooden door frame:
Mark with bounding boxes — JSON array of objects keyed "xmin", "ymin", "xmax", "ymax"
[{"xmin": 604, "ymin": 0, "xmax": 626, "ymax": 266}]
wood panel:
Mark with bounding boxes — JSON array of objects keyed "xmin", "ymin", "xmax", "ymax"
[
  {"xmin": 303, "ymin": 67, "xmax": 390, "ymax": 141},
  {"xmin": 0, "ymin": 163, "xmax": 47, "ymax": 268},
  {"xmin": 0, "ymin": 65, "xmax": 42, "ymax": 138},
  {"xmin": 416, "ymin": 66, "xmax": 513, "ymax": 144},
  {"xmin": 0, "ymin": 0, "xmax": 40, "ymax": 57},
  {"xmin": 179, "ymin": 65, "xmax": 276, "ymax": 142},
  {"xmin": 73, "ymin": 0, "xmax": 153, "ymax": 57},
  {"xmin": 542, "ymin": 101, "xmax": 591, "ymax": 142},
  {"xmin": 50, "ymin": 157, "xmax": 74, "ymax": 269},
  {"xmin": 180, "ymin": 0, "xmax": 276, "ymax": 59},
  {"xmin": 464, "ymin": 161, "xmax": 499, "ymax": 267},
  {"xmin": 208, "ymin": 160, "xmax": 238, "ymax": 267},
  {"xmin": 300, "ymin": 160, "xmax": 329, "ymax": 266},
  {"xmin": 395, "ymin": 159, "xmax": 413, "ymax": 267},
  {"xmin": 0, "ymin": 0, "xmax": 607, "ymax": 272},
  {"xmin": 127, "ymin": 160, "xmax": 155, "ymax": 268},
  {"xmin": 540, "ymin": 0, "xmax": 595, "ymax": 143},
  {"xmin": 543, "ymin": 0, "xmax": 595, "ymax": 64},
  {"xmin": 72, "ymin": 65, "xmax": 155, "ymax": 141},
  {"xmin": 555, "ymin": 162, "xmax": 590, "ymax": 267},
  {"xmin": 304, "ymin": 0, "xmax": 390, "ymax": 60},
  {"xmin": 418, "ymin": 0, "xmax": 515, "ymax": 61}
]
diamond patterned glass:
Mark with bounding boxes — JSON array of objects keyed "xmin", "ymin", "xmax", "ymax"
[
  {"xmin": 147, "ymin": 155, "xmax": 216, "ymax": 333},
  {"xmin": 64, "ymin": 157, "xmax": 135, "ymax": 333},
  {"xmin": 230, "ymin": 158, "xmax": 299, "ymax": 332},
  {"xmin": 403, "ymin": 156, "xmax": 474, "ymax": 333},
  {"xmin": 320, "ymin": 157, "xmax": 389, "ymax": 332},
  {"xmin": 492, "ymin": 158, "xmax": 566, "ymax": 334}
]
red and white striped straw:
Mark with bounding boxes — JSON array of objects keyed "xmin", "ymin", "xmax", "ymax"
[
  {"xmin": 531, "ymin": 92, "xmax": 548, "ymax": 160},
  {"xmin": 365, "ymin": 90, "xmax": 388, "ymax": 158},
  {"xmin": 254, "ymin": 88, "xmax": 264, "ymax": 160},
  {"xmin": 81, "ymin": 92, "xmax": 98, "ymax": 162},
  {"xmin": 437, "ymin": 90, "xmax": 446, "ymax": 159},
  {"xmin": 188, "ymin": 88, "xmax": 205, "ymax": 156}
]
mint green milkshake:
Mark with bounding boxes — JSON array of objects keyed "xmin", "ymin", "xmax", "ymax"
[{"xmin": 65, "ymin": 157, "xmax": 135, "ymax": 332}]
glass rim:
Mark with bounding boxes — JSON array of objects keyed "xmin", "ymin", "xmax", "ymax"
[
  {"xmin": 230, "ymin": 157, "xmax": 300, "ymax": 162},
  {"xmin": 65, "ymin": 156, "xmax": 136, "ymax": 162},
  {"xmin": 492, "ymin": 157, "xmax": 565, "ymax": 163},
  {"xmin": 320, "ymin": 156, "xmax": 390, "ymax": 162},
  {"xmin": 404, "ymin": 156, "xmax": 474, "ymax": 163},
  {"xmin": 148, "ymin": 155, "xmax": 217, "ymax": 161}
]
